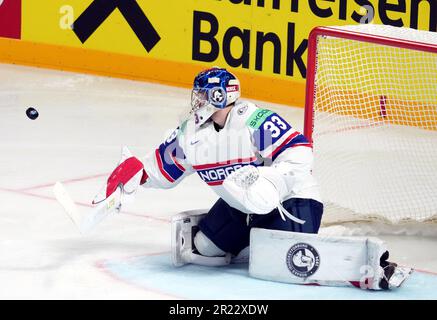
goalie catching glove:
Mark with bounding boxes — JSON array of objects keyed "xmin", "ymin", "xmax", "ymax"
[
  {"xmin": 223, "ymin": 165, "xmax": 305, "ymax": 224},
  {"xmin": 92, "ymin": 146, "xmax": 148, "ymax": 208}
]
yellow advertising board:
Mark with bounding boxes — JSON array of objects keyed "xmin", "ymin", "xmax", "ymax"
[{"xmin": 1, "ymin": 0, "xmax": 435, "ymax": 106}]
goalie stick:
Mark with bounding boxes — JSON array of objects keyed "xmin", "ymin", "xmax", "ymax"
[
  {"xmin": 53, "ymin": 181, "xmax": 122, "ymax": 234},
  {"xmin": 53, "ymin": 147, "xmax": 145, "ymax": 234}
]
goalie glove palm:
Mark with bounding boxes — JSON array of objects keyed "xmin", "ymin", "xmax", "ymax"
[{"xmin": 92, "ymin": 146, "xmax": 148, "ymax": 206}]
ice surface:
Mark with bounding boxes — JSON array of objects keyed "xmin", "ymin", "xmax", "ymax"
[{"xmin": 0, "ymin": 63, "xmax": 436, "ymax": 299}]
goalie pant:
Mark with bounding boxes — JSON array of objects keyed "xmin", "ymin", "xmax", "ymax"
[{"xmin": 198, "ymin": 197, "xmax": 323, "ymax": 256}]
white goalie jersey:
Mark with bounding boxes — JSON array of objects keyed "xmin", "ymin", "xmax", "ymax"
[{"xmin": 141, "ymin": 100, "xmax": 321, "ymax": 213}]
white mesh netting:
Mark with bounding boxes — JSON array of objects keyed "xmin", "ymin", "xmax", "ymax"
[{"xmin": 310, "ymin": 25, "xmax": 437, "ymax": 226}]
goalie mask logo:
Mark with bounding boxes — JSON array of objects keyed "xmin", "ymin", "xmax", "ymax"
[
  {"xmin": 210, "ymin": 88, "xmax": 225, "ymax": 104},
  {"xmin": 286, "ymin": 243, "xmax": 320, "ymax": 278}
]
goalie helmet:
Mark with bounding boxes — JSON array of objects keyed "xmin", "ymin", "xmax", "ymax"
[{"xmin": 190, "ymin": 67, "xmax": 240, "ymax": 127}]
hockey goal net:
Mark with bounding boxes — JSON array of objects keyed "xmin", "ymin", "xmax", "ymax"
[{"xmin": 304, "ymin": 25, "xmax": 437, "ymax": 227}]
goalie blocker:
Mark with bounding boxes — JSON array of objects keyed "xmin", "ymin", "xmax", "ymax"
[{"xmin": 249, "ymin": 228, "xmax": 412, "ymax": 290}]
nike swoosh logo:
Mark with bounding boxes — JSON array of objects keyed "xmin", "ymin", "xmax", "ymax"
[{"xmin": 191, "ymin": 140, "xmax": 200, "ymax": 145}]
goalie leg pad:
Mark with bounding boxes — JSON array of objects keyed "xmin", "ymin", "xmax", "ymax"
[
  {"xmin": 171, "ymin": 210, "xmax": 231, "ymax": 267},
  {"xmin": 194, "ymin": 231, "xmax": 226, "ymax": 257},
  {"xmin": 249, "ymin": 228, "xmax": 411, "ymax": 290},
  {"xmin": 231, "ymin": 246, "xmax": 250, "ymax": 264}
]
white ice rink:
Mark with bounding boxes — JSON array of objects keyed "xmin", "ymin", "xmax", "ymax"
[{"xmin": 1, "ymin": 63, "xmax": 436, "ymax": 299}]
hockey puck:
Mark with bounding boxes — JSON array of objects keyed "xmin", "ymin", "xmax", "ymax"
[{"xmin": 26, "ymin": 107, "xmax": 39, "ymax": 120}]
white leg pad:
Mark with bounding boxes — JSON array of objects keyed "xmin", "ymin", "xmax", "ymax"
[
  {"xmin": 171, "ymin": 210, "xmax": 231, "ymax": 267},
  {"xmin": 249, "ymin": 228, "xmax": 409, "ymax": 290},
  {"xmin": 194, "ymin": 231, "xmax": 226, "ymax": 257},
  {"xmin": 231, "ymin": 246, "xmax": 250, "ymax": 264}
]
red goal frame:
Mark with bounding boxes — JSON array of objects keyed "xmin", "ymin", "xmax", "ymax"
[{"xmin": 303, "ymin": 26, "xmax": 437, "ymax": 144}]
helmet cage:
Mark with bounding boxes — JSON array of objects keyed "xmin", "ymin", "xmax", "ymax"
[
  {"xmin": 189, "ymin": 68, "xmax": 241, "ymax": 127},
  {"xmin": 191, "ymin": 86, "xmax": 227, "ymax": 112}
]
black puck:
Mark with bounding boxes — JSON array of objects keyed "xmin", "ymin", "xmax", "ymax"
[{"xmin": 26, "ymin": 107, "xmax": 39, "ymax": 120}]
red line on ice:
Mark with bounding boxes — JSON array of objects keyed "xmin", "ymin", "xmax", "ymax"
[
  {"xmin": 413, "ymin": 268, "xmax": 437, "ymax": 276},
  {"xmin": 0, "ymin": 187, "xmax": 170, "ymax": 223},
  {"xmin": 17, "ymin": 173, "xmax": 109, "ymax": 191}
]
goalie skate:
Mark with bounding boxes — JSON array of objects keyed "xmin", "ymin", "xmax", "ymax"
[{"xmin": 381, "ymin": 264, "xmax": 413, "ymax": 290}]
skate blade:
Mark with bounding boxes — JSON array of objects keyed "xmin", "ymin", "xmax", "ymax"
[{"xmin": 389, "ymin": 267, "xmax": 413, "ymax": 288}]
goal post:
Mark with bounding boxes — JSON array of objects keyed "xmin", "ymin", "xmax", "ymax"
[{"xmin": 304, "ymin": 24, "xmax": 437, "ymax": 225}]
